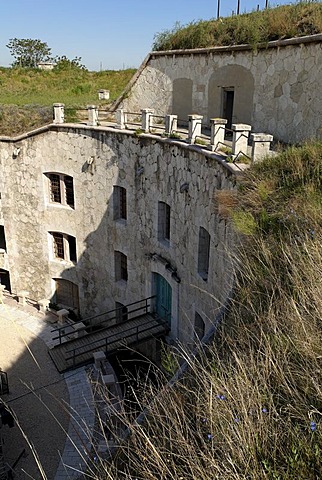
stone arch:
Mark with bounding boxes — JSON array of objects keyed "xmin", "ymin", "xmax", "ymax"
[
  {"xmin": 207, "ymin": 65, "xmax": 254, "ymax": 127},
  {"xmin": 172, "ymin": 78, "xmax": 193, "ymax": 124}
]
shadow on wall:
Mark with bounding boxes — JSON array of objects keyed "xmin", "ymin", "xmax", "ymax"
[{"xmin": 207, "ymin": 65, "xmax": 255, "ymax": 127}]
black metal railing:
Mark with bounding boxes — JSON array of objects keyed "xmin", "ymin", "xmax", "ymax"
[
  {"xmin": 65, "ymin": 316, "xmax": 169, "ymax": 367},
  {"xmin": 52, "ymin": 296, "xmax": 156, "ymax": 344}
]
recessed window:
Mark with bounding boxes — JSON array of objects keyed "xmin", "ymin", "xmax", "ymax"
[
  {"xmin": 115, "ymin": 251, "xmax": 128, "ymax": 282},
  {"xmin": 50, "ymin": 232, "xmax": 77, "ymax": 262},
  {"xmin": 46, "ymin": 173, "xmax": 75, "ymax": 208},
  {"xmin": 115, "ymin": 302, "xmax": 128, "ymax": 322},
  {"xmin": 113, "ymin": 186, "xmax": 127, "ymax": 221},
  {"xmin": 158, "ymin": 201, "xmax": 171, "ymax": 243},
  {"xmin": 194, "ymin": 312, "xmax": 205, "ymax": 340},
  {"xmin": 198, "ymin": 227, "xmax": 210, "ymax": 281}
]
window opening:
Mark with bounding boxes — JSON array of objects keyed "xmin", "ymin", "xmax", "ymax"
[
  {"xmin": 158, "ymin": 201, "xmax": 171, "ymax": 243},
  {"xmin": 0, "ymin": 226, "xmax": 7, "ymax": 251},
  {"xmin": 198, "ymin": 227, "xmax": 211, "ymax": 281},
  {"xmin": 46, "ymin": 173, "xmax": 75, "ymax": 209},
  {"xmin": 50, "ymin": 232, "xmax": 77, "ymax": 262},
  {"xmin": 115, "ymin": 302, "xmax": 128, "ymax": 322},
  {"xmin": 113, "ymin": 186, "xmax": 127, "ymax": 220},
  {"xmin": 115, "ymin": 251, "xmax": 128, "ymax": 282},
  {"xmin": 195, "ymin": 312, "xmax": 205, "ymax": 340}
]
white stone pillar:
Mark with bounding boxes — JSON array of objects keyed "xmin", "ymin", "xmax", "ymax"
[
  {"xmin": 251, "ymin": 133, "xmax": 273, "ymax": 162},
  {"xmin": 141, "ymin": 108, "xmax": 154, "ymax": 133},
  {"xmin": 188, "ymin": 114, "xmax": 203, "ymax": 144},
  {"xmin": 38, "ymin": 298, "xmax": 50, "ymax": 313},
  {"xmin": 116, "ymin": 109, "xmax": 126, "ymax": 129},
  {"xmin": 165, "ymin": 114, "xmax": 178, "ymax": 135},
  {"xmin": 210, "ymin": 118, "xmax": 228, "ymax": 151},
  {"xmin": 232, "ymin": 123, "xmax": 252, "ymax": 156},
  {"xmin": 93, "ymin": 351, "xmax": 106, "ymax": 369},
  {"xmin": 73, "ymin": 322, "xmax": 86, "ymax": 338},
  {"xmin": 17, "ymin": 290, "xmax": 29, "ymax": 306},
  {"xmin": 53, "ymin": 103, "xmax": 65, "ymax": 124},
  {"xmin": 57, "ymin": 308, "xmax": 69, "ymax": 325},
  {"xmin": 87, "ymin": 105, "xmax": 98, "ymax": 126}
]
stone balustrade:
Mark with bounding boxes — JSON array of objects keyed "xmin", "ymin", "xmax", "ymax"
[{"xmin": 52, "ymin": 104, "xmax": 274, "ymax": 163}]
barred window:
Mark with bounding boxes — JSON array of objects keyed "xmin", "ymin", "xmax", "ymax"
[
  {"xmin": 50, "ymin": 232, "xmax": 77, "ymax": 262},
  {"xmin": 46, "ymin": 173, "xmax": 75, "ymax": 208},
  {"xmin": 113, "ymin": 186, "xmax": 127, "ymax": 220}
]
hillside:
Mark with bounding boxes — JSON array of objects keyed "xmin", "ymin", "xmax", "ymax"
[
  {"xmin": 0, "ymin": 67, "xmax": 135, "ymax": 136},
  {"xmin": 152, "ymin": 2, "xmax": 322, "ymax": 51}
]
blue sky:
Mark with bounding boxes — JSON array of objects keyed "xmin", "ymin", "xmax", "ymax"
[{"xmin": 1, "ymin": 0, "xmax": 294, "ymax": 71}]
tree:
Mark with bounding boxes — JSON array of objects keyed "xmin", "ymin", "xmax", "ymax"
[
  {"xmin": 6, "ymin": 38, "xmax": 52, "ymax": 68},
  {"xmin": 53, "ymin": 55, "xmax": 87, "ymax": 71}
]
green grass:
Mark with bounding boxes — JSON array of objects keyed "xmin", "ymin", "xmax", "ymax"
[
  {"xmin": 152, "ymin": 2, "xmax": 322, "ymax": 51},
  {"xmin": 0, "ymin": 67, "xmax": 135, "ymax": 135},
  {"xmin": 0, "ymin": 67, "xmax": 135, "ymax": 106}
]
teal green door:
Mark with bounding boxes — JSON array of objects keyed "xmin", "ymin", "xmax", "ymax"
[{"xmin": 154, "ymin": 273, "xmax": 172, "ymax": 326}]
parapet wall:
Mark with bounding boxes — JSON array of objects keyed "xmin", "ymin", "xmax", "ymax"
[{"xmin": 119, "ymin": 35, "xmax": 322, "ymax": 144}]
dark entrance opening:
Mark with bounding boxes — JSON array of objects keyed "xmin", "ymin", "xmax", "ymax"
[
  {"xmin": 222, "ymin": 88, "xmax": 235, "ymax": 130},
  {"xmin": 0, "ymin": 269, "xmax": 11, "ymax": 292},
  {"xmin": 0, "ymin": 226, "xmax": 6, "ymax": 251}
]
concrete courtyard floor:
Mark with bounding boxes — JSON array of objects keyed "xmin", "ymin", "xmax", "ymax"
[{"xmin": 0, "ymin": 295, "xmax": 95, "ymax": 480}]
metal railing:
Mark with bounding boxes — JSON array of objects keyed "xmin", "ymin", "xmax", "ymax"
[
  {"xmin": 52, "ymin": 296, "xmax": 156, "ymax": 344},
  {"xmin": 65, "ymin": 316, "xmax": 169, "ymax": 367}
]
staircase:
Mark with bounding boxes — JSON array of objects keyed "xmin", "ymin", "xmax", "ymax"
[{"xmin": 49, "ymin": 297, "xmax": 170, "ymax": 373}]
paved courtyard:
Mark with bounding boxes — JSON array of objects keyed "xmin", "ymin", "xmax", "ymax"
[{"xmin": 0, "ymin": 295, "xmax": 94, "ymax": 479}]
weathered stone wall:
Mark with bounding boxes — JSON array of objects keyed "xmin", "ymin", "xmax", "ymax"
[
  {"xmin": 0, "ymin": 125, "xmax": 236, "ymax": 344},
  {"xmin": 120, "ymin": 36, "xmax": 322, "ymax": 144}
]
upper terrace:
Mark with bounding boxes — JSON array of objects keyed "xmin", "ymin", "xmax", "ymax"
[{"xmin": 0, "ymin": 103, "xmax": 275, "ymax": 173}]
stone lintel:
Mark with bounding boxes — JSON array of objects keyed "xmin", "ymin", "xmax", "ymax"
[
  {"xmin": 251, "ymin": 133, "xmax": 274, "ymax": 142},
  {"xmin": 210, "ymin": 118, "xmax": 228, "ymax": 125},
  {"xmin": 232, "ymin": 123, "xmax": 252, "ymax": 132}
]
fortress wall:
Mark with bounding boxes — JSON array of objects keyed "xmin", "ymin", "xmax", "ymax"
[
  {"xmin": 120, "ymin": 38, "xmax": 322, "ymax": 144},
  {"xmin": 0, "ymin": 127, "xmax": 236, "ymax": 344}
]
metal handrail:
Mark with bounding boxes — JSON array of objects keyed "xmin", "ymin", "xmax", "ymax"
[
  {"xmin": 65, "ymin": 317, "xmax": 169, "ymax": 366},
  {"xmin": 52, "ymin": 296, "xmax": 156, "ymax": 343}
]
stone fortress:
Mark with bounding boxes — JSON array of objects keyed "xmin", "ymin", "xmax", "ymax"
[{"xmin": 0, "ymin": 32, "xmax": 321, "ymax": 347}]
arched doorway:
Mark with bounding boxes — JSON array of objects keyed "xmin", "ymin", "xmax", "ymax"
[{"xmin": 153, "ymin": 273, "xmax": 172, "ymax": 328}]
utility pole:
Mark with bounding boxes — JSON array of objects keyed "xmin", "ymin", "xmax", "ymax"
[
  {"xmin": 217, "ymin": 0, "xmax": 220, "ymax": 19},
  {"xmin": 237, "ymin": 0, "xmax": 240, "ymax": 15},
  {"xmin": 265, "ymin": 0, "xmax": 269, "ymax": 8}
]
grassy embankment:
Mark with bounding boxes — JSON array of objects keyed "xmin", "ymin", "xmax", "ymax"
[
  {"xmin": 152, "ymin": 1, "xmax": 322, "ymax": 50},
  {"xmin": 0, "ymin": 67, "xmax": 135, "ymax": 136},
  {"xmin": 87, "ymin": 142, "xmax": 322, "ymax": 479}
]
